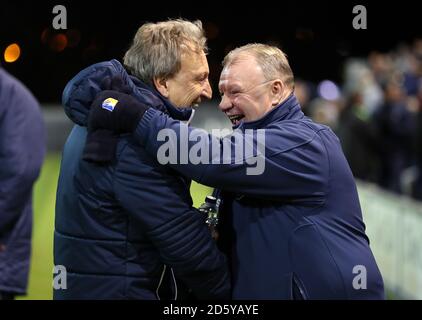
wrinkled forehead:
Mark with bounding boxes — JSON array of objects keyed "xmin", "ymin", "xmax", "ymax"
[
  {"xmin": 180, "ymin": 49, "xmax": 209, "ymax": 74},
  {"xmin": 219, "ymin": 56, "xmax": 264, "ymax": 88}
]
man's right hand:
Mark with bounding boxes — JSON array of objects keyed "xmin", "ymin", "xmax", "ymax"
[{"xmin": 88, "ymin": 90, "xmax": 150, "ymax": 134}]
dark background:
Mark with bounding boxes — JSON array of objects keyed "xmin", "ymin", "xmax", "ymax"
[{"xmin": 1, "ymin": 0, "xmax": 420, "ymax": 103}]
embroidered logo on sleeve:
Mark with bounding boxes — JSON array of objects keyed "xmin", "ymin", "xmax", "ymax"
[{"xmin": 102, "ymin": 98, "xmax": 118, "ymax": 112}]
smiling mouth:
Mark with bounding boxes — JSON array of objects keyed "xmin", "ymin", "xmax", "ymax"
[{"xmin": 228, "ymin": 114, "xmax": 245, "ymax": 126}]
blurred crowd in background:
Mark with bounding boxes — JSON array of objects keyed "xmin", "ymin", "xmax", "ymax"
[{"xmin": 295, "ymin": 38, "xmax": 422, "ymax": 200}]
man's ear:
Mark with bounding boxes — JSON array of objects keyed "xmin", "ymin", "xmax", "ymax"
[
  {"xmin": 153, "ymin": 77, "xmax": 169, "ymax": 98},
  {"xmin": 271, "ymin": 80, "xmax": 284, "ymax": 106}
]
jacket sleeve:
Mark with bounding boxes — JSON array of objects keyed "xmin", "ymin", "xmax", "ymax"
[
  {"xmin": 0, "ymin": 75, "xmax": 45, "ymax": 236},
  {"xmin": 113, "ymin": 143, "xmax": 230, "ymax": 299},
  {"xmin": 133, "ymin": 108, "xmax": 327, "ymax": 203}
]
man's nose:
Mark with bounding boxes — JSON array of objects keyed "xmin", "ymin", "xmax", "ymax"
[
  {"xmin": 218, "ymin": 94, "xmax": 232, "ymax": 112},
  {"xmin": 201, "ymin": 79, "xmax": 212, "ymax": 100}
]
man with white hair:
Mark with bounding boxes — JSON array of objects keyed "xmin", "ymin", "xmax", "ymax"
[
  {"xmin": 54, "ymin": 19, "xmax": 230, "ymax": 300},
  {"xmin": 88, "ymin": 43, "xmax": 385, "ymax": 299}
]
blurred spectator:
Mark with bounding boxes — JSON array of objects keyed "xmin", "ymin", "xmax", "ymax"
[
  {"xmin": 371, "ymin": 81, "xmax": 415, "ymax": 193},
  {"xmin": 336, "ymin": 92, "xmax": 380, "ymax": 181},
  {"xmin": 368, "ymin": 52, "xmax": 395, "ymax": 88},
  {"xmin": 294, "ymin": 79, "xmax": 312, "ymax": 116},
  {"xmin": 343, "ymin": 58, "xmax": 384, "ymax": 115},
  {"xmin": 308, "ymin": 97, "xmax": 340, "ymax": 130},
  {"xmin": 0, "ymin": 68, "xmax": 45, "ymax": 299}
]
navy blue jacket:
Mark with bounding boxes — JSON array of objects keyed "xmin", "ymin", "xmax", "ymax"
[
  {"xmin": 132, "ymin": 94, "xmax": 385, "ymax": 299},
  {"xmin": 0, "ymin": 69, "xmax": 45, "ymax": 294},
  {"xmin": 54, "ymin": 60, "xmax": 230, "ymax": 299}
]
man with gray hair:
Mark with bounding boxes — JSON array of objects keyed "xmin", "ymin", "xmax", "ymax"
[
  {"xmin": 54, "ymin": 19, "xmax": 230, "ymax": 299},
  {"xmin": 88, "ymin": 43, "xmax": 385, "ymax": 299}
]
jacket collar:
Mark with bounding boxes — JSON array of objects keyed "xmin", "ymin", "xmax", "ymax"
[{"xmin": 238, "ymin": 93, "xmax": 304, "ymax": 130}]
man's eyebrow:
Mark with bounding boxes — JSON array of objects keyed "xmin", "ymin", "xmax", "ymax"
[
  {"xmin": 220, "ymin": 80, "xmax": 238, "ymax": 87},
  {"xmin": 228, "ymin": 83, "xmax": 241, "ymax": 90},
  {"xmin": 198, "ymin": 71, "xmax": 208, "ymax": 78}
]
